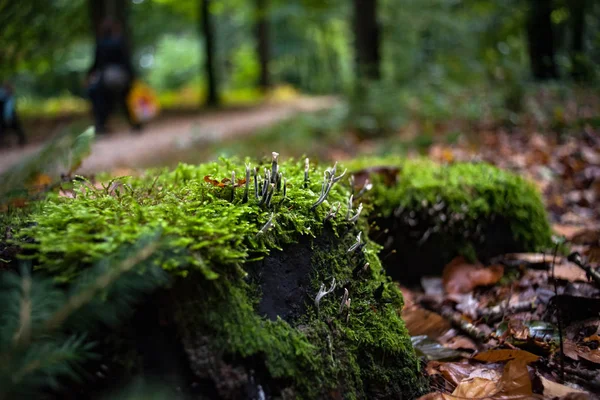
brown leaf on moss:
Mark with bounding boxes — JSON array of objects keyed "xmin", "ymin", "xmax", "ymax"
[
  {"xmin": 204, "ymin": 175, "xmax": 220, "ymax": 186},
  {"xmin": 442, "ymin": 257, "xmax": 504, "ymax": 294},
  {"xmin": 352, "ymin": 166, "xmax": 400, "ymax": 187},
  {"xmin": 204, "ymin": 175, "xmax": 247, "ymax": 188}
]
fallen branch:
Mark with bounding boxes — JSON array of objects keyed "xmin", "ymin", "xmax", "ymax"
[{"xmin": 567, "ymin": 252, "xmax": 600, "ymax": 287}]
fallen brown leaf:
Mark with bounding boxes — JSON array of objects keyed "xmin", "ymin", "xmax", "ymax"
[
  {"xmin": 497, "ymin": 359, "xmax": 533, "ymax": 397},
  {"xmin": 563, "ymin": 341, "xmax": 600, "ymax": 365},
  {"xmin": 473, "ymin": 349, "xmax": 540, "ymax": 364},
  {"xmin": 538, "ymin": 374, "xmax": 589, "ymax": 398},
  {"xmin": 403, "ymin": 305, "xmax": 452, "ymax": 338},
  {"xmin": 452, "ymin": 377, "xmax": 498, "ymax": 398},
  {"xmin": 443, "ymin": 257, "xmax": 504, "ymax": 294},
  {"xmin": 552, "ymin": 263, "xmax": 590, "ymax": 282}
]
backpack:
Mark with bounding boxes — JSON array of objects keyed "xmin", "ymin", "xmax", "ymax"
[{"xmin": 103, "ymin": 65, "xmax": 129, "ymax": 91}]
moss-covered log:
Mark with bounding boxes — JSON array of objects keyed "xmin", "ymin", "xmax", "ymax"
[
  {"xmin": 347, "ymin": 157, "xmax": 553, "ymax": 282},
  {"xmin": 2, "ymin": 156, "xmax": 427, "ymax": 399}
]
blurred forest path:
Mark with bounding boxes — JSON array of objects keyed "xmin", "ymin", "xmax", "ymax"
[{"xmin": 0, "ymin": 96, "xmax": 335, "ymax": 174}]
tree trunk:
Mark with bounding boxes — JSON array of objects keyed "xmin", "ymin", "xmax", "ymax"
[
  {"xmin": 255, "ymin": 0, "xmax": 271, "ymax": 91},
  {"xmin": 89, "ymin": 0, "xmax": 130, "ymax": 45},
  {"xmin": 526, "ymin": 0, "xmax": 559, "ymax": 80},
  {"xmin": 353, "ymin": 0, "xmax": 381, "ymax": 81},
  {"xmin": 570, "ymin": 0, "xmax": 588, "ymax": 81},
  {"xmin": 200, "ymin": 0, "xmax": 219, "ymax": 107}
]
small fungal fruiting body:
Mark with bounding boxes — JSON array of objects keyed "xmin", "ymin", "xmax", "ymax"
[
  {"xmin": 304, "ymin": 158, "xmax": 310, "ymax": 188},
  {"xmin": 310, "ymin": 162, "xmax": 347, "ymax": 210},
  {"xmin": 256, "ymin": 213, "xmax": 275, "ymax": 236},
  {"xmin": 347, "ymin": 232, "xmax": 363, "ymax": 253},
  {"xmin": 339, "ymin": 288, "xmax": 349, "ymax": 314},
  {"xmin": 243, "ymin": 164, "xmax": 251, "ymax": 203},
  {"xmin": 325, "ymin": 202, "xmax": 341, "ymax": 222},
  {"xmin": 253, "ymin": 167, "xmax": 259, "ymax": 199},
  {"xmin": 271, "ymin": 152, "xmax": 279, "ymax": 184},
  {"xmin": 314, "ymin": 278, "xmax": 336, "ymax": 312}
]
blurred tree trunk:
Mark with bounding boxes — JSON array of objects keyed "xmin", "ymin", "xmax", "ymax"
[
  {"xmin": 526, "ymin": 0, "xmax": 558, "ymax": 80},
  {"xmin": 353, "ymin": 0, "xmax": 381, "ymax": 81},
  {"xmin": 88, "ymin": 0, "xmax": 130, "ymax": 46},
  {"xmin": 569, "ymin": 0, "xmax": 588, "ymax": 81},
  {"xmin": 200, "ymin": 0, "xmax": 219, "ymax": 107},
  {"xmin": 256, "ymin": 0, "xmax": 271, "ymax": 91}
]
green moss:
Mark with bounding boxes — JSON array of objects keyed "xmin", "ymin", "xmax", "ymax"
[
  {"xmin": 174, "ymin": 227, "xmax": 425, "ymax": 398},
  {"xmin": 3, "ymin": 156, "xmax": 427, "ymax": 398},
  {"xmin": 346, "ymin": 157, "xmax": 552, "ymax": 255},
  {"xmin": 14, "ymin": 157, "xmax": 351, "ymax": 281}
]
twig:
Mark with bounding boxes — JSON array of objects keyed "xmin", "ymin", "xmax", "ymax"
[
  {"xmin": 551, "ymin": 243, "xmax": 565, "ymax": 383},
  {"xmin": 421, "ymin": 302, "xmax": 488, "ymax": 342},
  {"xmin": 568, "ymin": 252, "xmax": 600, "ymax": 287},
  {"xmin": 479, "ymin": 301, "xmax": 536, "ymax": 323}
]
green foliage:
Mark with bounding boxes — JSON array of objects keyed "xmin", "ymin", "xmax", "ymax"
[
  {"xmin": 0, "ymin": 233, "xmax": 167, "ymax": 399},
  {"xmin": 146, "ymin": 34, "xmax": 201, "ymax": 92}
]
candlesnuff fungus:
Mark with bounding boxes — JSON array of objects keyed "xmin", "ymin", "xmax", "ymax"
[
  {"xmin": 253, "ymin": 167, "xmax": 259, "ymax": 199},
  {"xmin": 347, "ymin": 231, "xmax": 363, "ymax": 253},
  {"xmin": 314, "ymin": 278, "xmax": 336, "ymax": 312},
  {"xmin": 304, "ymin": 157, "xmax": 310, "ymax": 188},
  {"xmin": 339, "ymin": 288, "xmax": 349, "ymax": 314},
  {"xmin": 243, "ymin": 164, "xmax": 250, "ymax": 203},
  {"xmin": 310, "ymin": 162, "xmax": 347, "ymax": 210},
  {"xmin": 256, "ymin": 212, "xmax": 275, "ymax": 236},
  {"xmin": 325, "ymin": 202, "xmax": 341, "ymax": 222},
  {"xmin": 345, "ymin": 195, "xmax": 363, "ymax": 223},
  {"xmin": 271, "ymin": 152, "xmax": 279, "ymax": 183}
]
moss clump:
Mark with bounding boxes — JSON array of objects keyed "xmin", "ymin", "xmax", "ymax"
[
  {"xmin": 4, "ymin": 156, "xmax": 427, "ymax": 398},
  {"xmin": 346, "ymin": 157, "xmax": 553, "ymax": 281}
]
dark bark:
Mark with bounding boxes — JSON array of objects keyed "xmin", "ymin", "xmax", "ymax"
[
  {"xmin": 353, "ymin": 0, "xmax": 381, "ymax": 81},
  {"xmin": 255, "ymin": 0, "xmax": 271, "ymax": 91},
  {"xmin": 570, "ymin": 0, "xmax": 588, "ymax": 81},
  {"xmin": 526, "ymin": 0, "xmax": 559, "ymax": 81},
  {"xmin": 88, "ymin": 0, "xmax": 130, "ymax": 46},
  {"xmin": 200, "ymin": 0, "xmax": 219, "ymax": 107}
]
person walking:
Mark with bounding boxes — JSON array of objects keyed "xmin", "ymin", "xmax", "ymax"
[
  {"xmin": 0, "ymin": 81, "xmax": 26, "ymax": 147},
  {"xmin": 87, "ymin": 18, "xmax": 141, "ymax": 134}
]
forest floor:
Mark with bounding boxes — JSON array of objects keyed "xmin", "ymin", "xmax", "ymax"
[
  {"xmin": 404, "ymin": 126, "xmax": 600, "ymax": 399},
  {"xmin": 2, "ymin": 88, "xmax": 599, "ymax": 398},
  {"xmin": 0, "ymin": 96, "xmax": 336, "ymax": 175}
]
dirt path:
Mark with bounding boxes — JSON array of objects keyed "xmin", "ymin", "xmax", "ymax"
[{"xmin": 0, "ymin": 96, "xmax": 335, "ymax": 174}]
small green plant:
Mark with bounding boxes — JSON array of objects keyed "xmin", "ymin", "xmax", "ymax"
[{"xmin": 0, "ymin": 233, "xmax": 168, "ymax": 400}]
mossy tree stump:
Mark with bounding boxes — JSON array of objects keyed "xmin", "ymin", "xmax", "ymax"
[
  {"xmin": 346, "ymin": 158, "xmax": 553, "ymax": 283},
  {"xmin": 1, "ymin": 155, "xmax": 552, "ymax": 397},
  {"xmin": 5, "ymin": 156, "xmax": 427, "ymax": 399}
]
